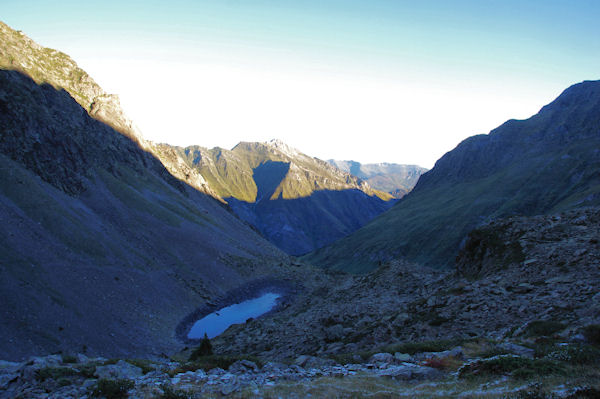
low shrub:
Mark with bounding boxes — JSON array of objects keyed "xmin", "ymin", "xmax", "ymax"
[
  {"xmin": 522, "ymin": 320, "xmax": 565, "ymax": 337},
  {"xmin": 564, "ymin": 387, "xmax": 600, "ymax": 398},
  {"xmin": 583, "ymin": 324, "xmax": 600, "ymax": 346},
  {"xmin": 421, "ymin": 355, "xmax": 463, "ymax": 371},
  {"xmin": 159, "ymin": 384, "xmax": 189, "ymax": 399},
  {"xmin": 61, "ymin": 354, "xmax": 78, "ymax": 364},
  {"xmin": 383, "ymin": 339, "xmax": 464, "ymax": 355},
  {"xmin": 35, "ymin": 367, "xmax": 78, "ymax": 382},
  {"xmin": 458, "ymin": 355, "xmax": 563, "ymax": 379},
  {"xmin": 546, "ymin": 344, "xmax": 600, "ymax": 365},
  {"xmin": 90, "ymin": 378, "xmax": 134, "ymax": 399}
]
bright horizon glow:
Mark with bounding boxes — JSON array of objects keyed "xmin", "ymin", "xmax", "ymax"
[{"xmin": 3, "ymin": 1, "xmax": 600, "ymax": 168}]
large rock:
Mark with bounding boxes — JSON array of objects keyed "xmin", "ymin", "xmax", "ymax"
[{"xmin": 94, "ymin": 360, "xmax": 143, "ymax": 380}]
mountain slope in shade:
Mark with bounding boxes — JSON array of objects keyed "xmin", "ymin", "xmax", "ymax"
[
  {"xmin": 306, "ymin": 80, "xmax": 600, "ymax": 273},
  {"xmin": 328, "ymin": 160, "xmax": 428, "ymax": 198},
  {"xmin": 153, "ymin": 140, "xmax": 395, "ymax": 255},
  {"xmin": 0, "ymin": 56, "xmax": 290, "ymax": 360}
]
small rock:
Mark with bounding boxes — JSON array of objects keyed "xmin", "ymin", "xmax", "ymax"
[
  {"xmin": 496, "ymin": 342, "xmax": 535, "ymax": 358},
  {"xmin": 394, "ymin": 352, "xmax": 412, "ymax": 362}
]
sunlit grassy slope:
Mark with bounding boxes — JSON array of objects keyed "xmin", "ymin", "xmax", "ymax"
[{"xmin": 306, "ymin": 80, "xmax": 600, "ymax": 272}]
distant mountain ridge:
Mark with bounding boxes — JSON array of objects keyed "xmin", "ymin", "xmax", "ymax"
[
  {"xmin": 327, "ymin": 160, "xmax": 427, "ymax": 198},
  {"xmin": 153, "ymin": 140, "xmax": 395, "ymax": 255},
  {"xmin": 307, "ymin": 79, "xmax": 600, "ymax": 272}
]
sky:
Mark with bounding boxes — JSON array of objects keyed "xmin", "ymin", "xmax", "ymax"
[{"xmin": 3, "ymin": 1, "xmax": 600, "ymax": 168}]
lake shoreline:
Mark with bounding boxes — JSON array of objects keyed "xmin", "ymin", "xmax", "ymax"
[{"xmin": 175, "ymin": 277, "xmax": 300, "ymax": 345}]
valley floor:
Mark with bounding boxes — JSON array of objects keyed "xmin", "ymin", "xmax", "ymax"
[{"xmin": 2, "ymin": 207, "xmax": 599, "ymax": 398}]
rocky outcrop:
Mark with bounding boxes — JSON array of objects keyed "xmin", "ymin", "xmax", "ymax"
[
  {"xmin": 0, "ymin": 21, "xmax": 142, "ymax": 144},
  {"xmin": 307, "ymin": 80, "xmax": 600, "ymax": 272}
]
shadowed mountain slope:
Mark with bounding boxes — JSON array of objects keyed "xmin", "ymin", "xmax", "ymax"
[
  {"xmin": 328, "ymin": 160, "xmax": 428, "ymax": 198},
  {"xmin": 0, "ymin": 69, "xmax": 288, "ymax": 360},
  {"xmin": 154, "ymin": 140, "xmax": 395, "ymax": 255},
  {"xmin": 307, "ymin": 80, "xmax": 600, "ymax": 273}
]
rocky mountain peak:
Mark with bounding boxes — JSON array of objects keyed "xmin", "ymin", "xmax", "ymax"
[{"xmin": 0, "ymin": 21, "xmax": 143, "ymax": 144}]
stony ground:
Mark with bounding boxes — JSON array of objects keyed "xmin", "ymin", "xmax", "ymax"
[
  {"xmin": 2, "ymin": 208, "xmax": 598, "ymax": 398},
  {"xmin": 1, "ymin": 340, "xmax": 599, "ymax": 398},
  {"xmin": 215, "ymin": 207, "xmax": 600, "ymax": 360}
]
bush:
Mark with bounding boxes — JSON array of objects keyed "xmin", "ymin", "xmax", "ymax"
[
  {"xmin": 189, "ymin": 333, "xmax": 213, "ymax": 361},
  {"xmin": 35, "ymin": 367, "xmax": 77, "ymax": 382},
  {"xmin": 458, "ymin": 355, "xmax": 563, "ymax": 379},
  {"xmin": 583, "ymin": 325, "xmax": 600, "ymax": 346},
  {"xmin": 421, "ymin": 356, "xmax": 463, "ymax": 371},
  {"xmin": 564, "ymin": 387, "xmax": 600, "ymax": 398},
  {"xmin": 523, "ymin": 320, "xmax": 566, "ymax": 337},
  {"xmin": 90, "ymin": 378, "xmax": 134, "ymax": 399},
  {"xmin": 159, "ymin": 384, "xmax": 189, "ymax": 399},
  {"xmin": 547, "ymin": 344, "xmax": 600, "ymax": 365},
  {"xmin": 383, "ymin": 339, "xmax": 464, "ymax": 355},
  {"xmin": 61, "ymin": 354, "xmax": 78, "ymax": 364}
]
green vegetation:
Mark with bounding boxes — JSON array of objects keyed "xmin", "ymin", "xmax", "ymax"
[
  {"xmin": 35, "ymin": 367, "xmax": 78, "ymax": 382},
  {"xmin": 583, "ymin": 324, "xmax": 600, "ymax": 346},
  {"xmin": 159, "ymin": 384, "xmax": 189, "ymax": 399},
  {"xmin": 189, "ymin": 333, "xmax": 213, "ymax": 361},
  {"xmin": 382, "ymin": 338, "xmax": 465, "ymax": 355},
  {"xmin": 522, "ymin": 320, "xmax": 566, "ymax": 337},
  {"xmin": 306, "ymin": 86, "xmax": 600, "ymax": 272},
  {"xmin": 90, "ymin": 378, "xmax": 134, "ymax": 399},
  {"xmin": 458, "ymin": 355, "xmax": 564, "ymax": 379}
]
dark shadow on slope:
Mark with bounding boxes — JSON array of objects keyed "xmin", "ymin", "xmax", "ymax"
[
  {"xmin": 253, "ymin": 161, "xmax": 290, "ymax": 202},
  {"xmin": 0, "ymin": 69, "xmax": 287, "ymax": 361},
  {"xmin": 227, "ymin": 189, "xmax": 396, "ymax": 256}
]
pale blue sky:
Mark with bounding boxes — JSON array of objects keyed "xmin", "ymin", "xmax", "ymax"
[{"xmin": 3, "ymin": 1, "xmax": 600, "ymax": 167}]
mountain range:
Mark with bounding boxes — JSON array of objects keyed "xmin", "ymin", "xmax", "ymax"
[
  {"xmin": 327, "ymin": 160, "xmax": 427, "ymax": 198},
  {"xmin": 2, "ymin": 19, "xmax": 600, "ymax": 391},
  {"xmin": 0, "ymin": 22, "xmax": 292, "ymax": 360},
  {"xmin": 307, "ymin": 79, "xmax": 600, "ymax": 272},
  {"xmin": 152, "ymin": 140, "xmax": 398, "ymax": 255}
]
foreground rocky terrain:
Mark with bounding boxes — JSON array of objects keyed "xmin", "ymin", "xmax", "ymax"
[
  {"xmin": 2, "ymin": 341, "xmax": 599, "ymax": 398},
  {"xmin": 4, "ymin": 207, "xmax": 595, "ymax": 397}
]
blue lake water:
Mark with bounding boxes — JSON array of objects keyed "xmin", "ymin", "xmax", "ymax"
[{"xmin": 187, "ymin": 293, "xmax": 281, "ymax": 339}]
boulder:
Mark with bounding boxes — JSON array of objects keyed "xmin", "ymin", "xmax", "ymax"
[
  {"xmin": 94, "ymin": 360, "xmax": 143, "ymax": 380},
  {"xmin": 369, "ymin": 352, "xmax": 394, "ymax": 364},
  {"xmin": 228, "ymin": 359, "xmax": 259, "ymax": 374},
  {"xmin": 377, "ymin": 364, "xmax": 442, "ymax": 380}
]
